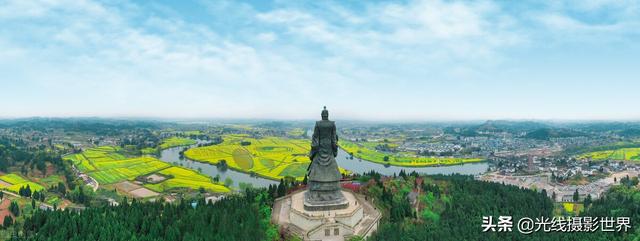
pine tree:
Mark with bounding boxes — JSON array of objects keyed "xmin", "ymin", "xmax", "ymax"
[
  {"xmin": 2, "ymin": 215, "xmax": 12, "ymax": 228},
  {"xmin": 25, "ymin": 184, "xmax": 32, "ymax": 197},
  {"xmin": 584, "ymin": 194, "xmax": 592, "ymax": 208},
  {"xmin": 9, "ymin": 201, "xmax": 19, "ymax": 216},
  {"xmin": 277, "ymin": 179, "xmax": 286, "ymax": 197}
]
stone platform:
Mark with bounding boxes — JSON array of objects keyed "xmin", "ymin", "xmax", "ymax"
[
  {"xmin": 304, "ymin": 190, "xmax": 349, "ymax": 211},
  {"xmin": 272, "ymin": 189, "xmax": 381, "ymax": 241}
]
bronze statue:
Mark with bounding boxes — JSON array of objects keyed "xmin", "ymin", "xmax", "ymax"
[{"xmin": 304, "ymin": 106, "xmax": 348, "ymax": 211}]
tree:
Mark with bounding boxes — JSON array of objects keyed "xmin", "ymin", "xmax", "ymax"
[
  {"xmin": 57, "ymin": 182, "xmax": 66, "ymax": 194},
  {"xmin": 347, "ymin": 235, "xmax": 364, "ymax": 241},
  {"xmin": 2, "ymin": 215, "xmax": 12, "ymax": 228},
  {"xmin": 383, "ymin": 156, "xmax": 390, "ymax": 162},
  {"xmin": 9, "ymin": 202, "xmax": 19, "ymax": 217},
  {"xmin": 573, "ymin": 189, "xmax": 579, "ymax": 203},
  {"xmin": 224, "ymin": 177, "xmax": 234, "ymax": 187},
  {"xmin": 24, "ymin": 184, "xmax": 32, "ymax": 197},
  {"xmin": 277, "ymin": 179, "xmax": 286, "ymax": 197},
  {"xmin": 584, "ymin": 194, "xmax": 592, "ymax": 208},
  {"xmin": 19, "ymin": 188, "xmax": 277, "ymax": 241}
]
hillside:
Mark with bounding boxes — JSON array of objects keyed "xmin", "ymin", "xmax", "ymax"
[{"xmin": 524, "ymin": 128, "xmax": 586, "ymax": 140}]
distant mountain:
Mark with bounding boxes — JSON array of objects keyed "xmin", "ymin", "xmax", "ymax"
[{"xmin": 524, "ymin": 128, "xmax": 586, "ymax": 140}]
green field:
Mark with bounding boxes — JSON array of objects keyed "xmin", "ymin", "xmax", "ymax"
[
  {"xmin": 0, "ymin": 173, "xmax": 45, "ymax": 194},
  {"xmin": 578, "ymin": 147, "xmax": 640, "ymax": 161},
  {"xmin": 287, "ymin": 128, "xmax": 305, "ymax": 136},
  {"xmin": 183, "ymin": 130, "xmax": 202, "ymax": 136},
  {"xmin": 184, "ymin": 135, "xmax": 349, "ymax": 181},
  {"xmin": 141, "ymin": 147, "xmax": 158, "ymax": 155},
  {"xmin": 0, "ymin": 173, "xmax": 29, "ymax": 184},
  {"xmin": 89, "ymin": 157, "xmax": 171, "ymax": 184},
  {"xmin": 144, "ymin": 167, "xmax": 229, "ymax": 193},
  {"xmin": 159, "ymin": 137, "xmax": 197, "ymax": 149},
  {"xmin": 37, "ymin": 175, "xmax": 64, "ymax": 188},
  {"xmin": 62, "ymin": 146, "xmax": 229, "ymax": 192},
  {"xmin": 63, "ymin": 147, "xmax": 171, "ymax": 184},
  {"xmin": 45, "ymin": 195, "xmax": 62, "ymax": 206},
  {"xmin": 340, "ymin": 140, "xmax": 484, "ymax": 167}
]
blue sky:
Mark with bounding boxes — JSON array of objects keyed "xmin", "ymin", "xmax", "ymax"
[{"xmin": 1, "ymin": 0, "xmax": 639, "ymax": 120}]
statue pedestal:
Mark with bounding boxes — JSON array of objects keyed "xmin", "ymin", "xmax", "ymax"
[
  {"xmin": 272, "ymin": 189, "xmax": 381, "ymax": 241},
  {"xmin": 304, "ymin": 190, "xmax": 349, "ymax": 211}
]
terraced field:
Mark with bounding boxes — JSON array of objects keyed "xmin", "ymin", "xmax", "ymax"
[
  {"xmin": 0, "ymin": 173, "xmax": 45, "ymax": 194},
  {"xmin": 184, "ymin": 135, "xmax": 349, "ymax": 181},
  {"xmin": 340, "ymin": 140, "xmax": 485, "ymax": 167},
  {"xmin": 578, "ymin": 147, "xmax": 640, "ymax": 161},
  {"xmin": 63, "ymin": 146, "xmax": 229, "ymax": 193}
]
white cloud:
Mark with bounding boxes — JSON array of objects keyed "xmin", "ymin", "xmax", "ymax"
[
  {"xmin": 256, "ymin": 32, "xmax": 277, "ymax": 42},
  {"xmin": 0, "ymin": 0, "xmax": 639, "ymax": 120}
]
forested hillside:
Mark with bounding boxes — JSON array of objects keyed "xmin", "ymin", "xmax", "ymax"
[
  {"xmin": 368, "ymin": 174, "xmax": 639, "ymax": 241},
  {"xmin": 15, "ymin": 189, "xmax": 278, "ymax": 241},
  {"xmin": 8, "ymin": 171, "xmax": 640, "ymax": 241}
]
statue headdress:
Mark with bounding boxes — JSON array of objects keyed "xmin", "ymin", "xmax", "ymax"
[{"xmin": 321, "ymin": 106, "xmax": 329, "ymax": 120}]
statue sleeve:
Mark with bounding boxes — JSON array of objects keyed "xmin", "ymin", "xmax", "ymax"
[
  {"xmin": 310, "ymin": 124, "xmax": 319, "ymax": 158},
  {"xmin": 332, "ymin": 124, "xmax": 338, "ymax": 157}
]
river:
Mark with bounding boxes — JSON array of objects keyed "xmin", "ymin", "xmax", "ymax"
[
  {"xmin": 159, "ymin": 142, "xmax": 488, "ymax": 188},
  {"xmin": 335, "ymin": 148, "xmax": 489, "ymax": 176},
  {"xmin": 158, "ymin": 144, "xmax": 278, "ymax": 188}
]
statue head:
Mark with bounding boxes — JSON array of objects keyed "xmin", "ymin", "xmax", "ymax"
[{"xmin": 321, "ymin": 106, "xmax": 329, "ymax": 120}]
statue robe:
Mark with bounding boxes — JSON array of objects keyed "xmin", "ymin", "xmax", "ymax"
[{"xmin": 308, "ymin": 120, "xmax": 342, "ymax": 184}]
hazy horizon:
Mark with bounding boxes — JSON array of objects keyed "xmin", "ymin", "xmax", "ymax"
[
  {"xmin": 1, "ymin": 115, "xmax": 640, "ymax": 123},
  {"xmin": 2, "ymin": 0, "xmax": 639, "ymax": 120}
]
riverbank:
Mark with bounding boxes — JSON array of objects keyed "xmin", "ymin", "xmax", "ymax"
[
  {"xmin": 159, "ymin": 137, "xmax": 489, "ymax": 188},
  {"xmin": 159, "ymin": 137, "xmax": 197, "ymax": 149},
  {"xmin": 339, "ymin": 140, "xmax": 485, "ymax": 167},
  {"xmin": 158, "ymin": 145, "xmax": 278, "ymax": 188}
]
